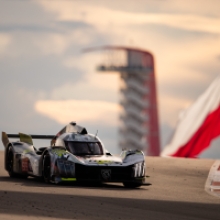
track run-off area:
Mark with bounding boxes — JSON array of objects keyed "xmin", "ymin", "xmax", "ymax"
[{"xmin": 0, "ymin": 151, "xmax": 219, "ymax": 220}]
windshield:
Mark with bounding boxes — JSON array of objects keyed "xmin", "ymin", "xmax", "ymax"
[{"xmin": 65, "ymin": 141, "xmax": 103, "ymax": 156}]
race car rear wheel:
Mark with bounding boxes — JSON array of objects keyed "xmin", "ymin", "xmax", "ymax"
[
  {"xmin": 43, "ymin": 153, "xmax": 51, "ymax": 183},
  {"xmin": 6, "ymin": 146, "xmax": 16, "ymax": 178},
  {"xmin": 123, "ymin": 182, "xmax": 142, "ymax": 188}
]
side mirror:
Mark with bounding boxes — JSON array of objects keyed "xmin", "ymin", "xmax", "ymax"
[{"xmin": 106, "ymin": 152, "xmax": 112, "ymax": 156}]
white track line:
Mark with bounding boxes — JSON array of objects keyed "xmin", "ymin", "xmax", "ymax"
[{"xmin": 205, "ymin": 160, "xmax": 220, "ymax": 198}]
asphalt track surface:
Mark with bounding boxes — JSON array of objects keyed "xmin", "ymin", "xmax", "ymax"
[{"xmin": 0, "ymin": 151, "xmax": 220, "ymax": 220}]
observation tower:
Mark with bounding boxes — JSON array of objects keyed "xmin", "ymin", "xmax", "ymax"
[{"xmin": 86, "ymin": 46, "xmax": 160, "ymax": 156}]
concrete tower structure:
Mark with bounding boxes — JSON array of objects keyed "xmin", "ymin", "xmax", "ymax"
[{"xmin": 87, "ymin": 46, "xmax": 160, "ymax": 156}]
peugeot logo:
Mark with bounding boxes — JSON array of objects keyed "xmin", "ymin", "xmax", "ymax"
[{"xmin": 101, "ymin": 169, "xmax": 111, "ymax": 180}]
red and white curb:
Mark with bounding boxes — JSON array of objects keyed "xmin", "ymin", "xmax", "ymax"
[{"xmin": 205, "ymin": 160, "xmax": 220, "ymax": 197}]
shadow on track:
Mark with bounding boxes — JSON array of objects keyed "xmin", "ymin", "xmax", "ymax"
[
  {"xmin": 0, "ymin": 176, "xmax": 148, "ymax": 191},
  {"xmin": 0, "ymin": 189, "xmax": 220, "ymax": 220}
]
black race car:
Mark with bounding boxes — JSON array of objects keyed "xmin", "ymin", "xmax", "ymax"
[{"xmin": 2, "ymin": 122, "xmax": 149, "ymax": 188}]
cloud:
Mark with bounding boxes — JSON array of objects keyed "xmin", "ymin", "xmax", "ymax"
[
  {"xmin": 158, "ymin": 94, "xmax": 192, "ymax": 127},
  {"xmin": 0, "ymin": 21, "xmax": 92, "ymax": 33},
  {"xmin": 48, "ymin": 72, "xmax": 119, "ymax": 102},
  {"xmin": 36, "ymin": 0, "xmax": 220, "ymax": 109},
  {"xmin": 0, "ymin": 53, "xmax": 84, "ymax": 91},
  {"xmin": 0, "ymin": 33, "xmax": 11, "ymax": 54},
  {"xmin": 38, "ymin": 1, "xmax": 220, "ymax": 34},
  {"xmin": 72, "ymin": 0, "xmax": 220, "ymax": 17},
  {"xmin": 35, "ymin": 99, "xmax": 119, "ymax": 126},
  {"xmin": 34, "ymin": 33, "xmax": 69, "ymax": 55}
]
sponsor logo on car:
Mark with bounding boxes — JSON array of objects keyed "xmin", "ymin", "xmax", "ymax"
[{"xmin": 101, "ymin": 169, "xmax": 111, "ymax": 180}]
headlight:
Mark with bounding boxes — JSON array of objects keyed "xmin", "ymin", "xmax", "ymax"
[{"xmin": 133, "ymin": 161, "xmax": 145, "ymax": 177}]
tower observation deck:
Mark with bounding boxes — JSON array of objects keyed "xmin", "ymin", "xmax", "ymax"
[{"xmin": 86, "ymin": 46, "xmax": 160, "ymax": 156}]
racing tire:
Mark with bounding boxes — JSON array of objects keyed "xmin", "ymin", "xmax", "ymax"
[
  {"xmin": 6, "ymin": 146, "xmax": 17, "ymax": 178},
  {"xmin": 43, "ymin": 153, "xmax": 51, "ymax": 183},
  {"xmin": 123, "ymin": 182, "xmax": 142, "ymax": 188}
]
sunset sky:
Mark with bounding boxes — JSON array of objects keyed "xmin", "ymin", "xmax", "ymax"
[{"xmin": 1, "ymin": 0, "xmax": 220, "ymax": 157}]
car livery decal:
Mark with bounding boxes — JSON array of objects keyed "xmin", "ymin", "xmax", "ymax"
[
  {"xmin": 23, "ymin": 149, "xmax": 33, "ymax": 154},
  {"xmin": 52, "ymin": 149, "xmax": 67, "ymax": 157},
  {"xmin": 21, "ymin": 157, "xmax": 33, "ymax": 173},
  {"xmin": 91, "ymin": 160, "xmax": 114, "ymax": 165},
  {"xmin": 61, "ymin": 178, "xmax": 77, "ymax": 181}
]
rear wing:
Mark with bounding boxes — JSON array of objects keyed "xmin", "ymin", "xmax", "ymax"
[
  {"xmin": 2, "ymin": 132, "xmax": 55, "ymax": 148},
  {"xmin": 2, "ymin": 122, "xmax": 87, "ymax": 148}
]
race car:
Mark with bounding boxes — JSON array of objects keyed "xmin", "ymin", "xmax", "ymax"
[{"xmin": 1, "ymin": 122, "xmax": 149, "ymax": 188}]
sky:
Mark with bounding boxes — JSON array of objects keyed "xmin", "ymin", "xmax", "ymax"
[{"xmin": 0, "ymin": 0, "xmax": 220, "ymax": 157}]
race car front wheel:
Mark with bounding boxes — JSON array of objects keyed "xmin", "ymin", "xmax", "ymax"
[
  {"xmin": 43, "ymin": 153, "xmax": 51, "ymax": 183},
  {"xmin": 6, "ymin": 146, "xmax": 16, "ymax": 178}
]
